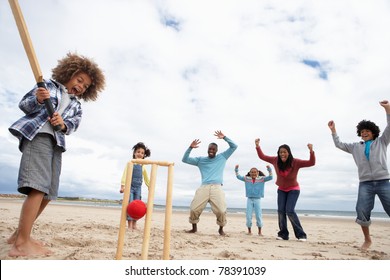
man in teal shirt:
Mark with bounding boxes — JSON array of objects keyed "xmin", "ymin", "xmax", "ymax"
[{"xmin": 182, "ymin": 130, "xmax": 238, "ymax": 235}]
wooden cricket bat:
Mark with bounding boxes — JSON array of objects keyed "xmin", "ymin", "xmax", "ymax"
[{"xmin": 9, "ymin": 0, "xmax": 61, "ymax": 131}]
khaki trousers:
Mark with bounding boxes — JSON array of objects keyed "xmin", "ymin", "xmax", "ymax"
[{"xmin": 189, "ymin": 184, "xmax": 227, "ymax": 226}]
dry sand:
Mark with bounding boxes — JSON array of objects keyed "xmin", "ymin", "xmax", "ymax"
[{"xmin": 0, "ymin": 198, "xmax": 389, "ymax": 260}]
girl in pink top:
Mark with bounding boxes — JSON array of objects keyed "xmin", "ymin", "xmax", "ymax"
[{"xmin": 255, "ymin": 138, "xmax": 315, "ymax": 241}]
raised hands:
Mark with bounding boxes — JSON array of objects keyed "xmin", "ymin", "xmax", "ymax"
[
  {"xmin": 214, "ymin": 130, "xmax": 225, "ymax": 139},
  {"xmin": 327, "ymin": 120, "xmax": 337, "ymax": 134},
  {"xmin": 380, "ymin": 100, "xmax": 390, "ymax": 114},
  {"xmin": 190, "ymin": 139, "xmax": 201, "ymax": 149}
]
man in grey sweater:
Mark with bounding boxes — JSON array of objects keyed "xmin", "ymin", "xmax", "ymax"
[{"xmin": 328, "ymin": 100, "xmax": 390, "ymax": 250}]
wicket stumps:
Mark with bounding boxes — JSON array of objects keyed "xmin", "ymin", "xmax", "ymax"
[{"xmin": 115, "ymin": 159, "xmax": 174, "ymax": 260}]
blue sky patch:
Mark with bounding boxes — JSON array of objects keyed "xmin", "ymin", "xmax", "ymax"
[
  {"xmin": 302, "ymin": 59, "xmax": 328, "ymax": 80},
  {"xmin": 162, "ymin": 17, "xmax": 181, "ymax": 31}
]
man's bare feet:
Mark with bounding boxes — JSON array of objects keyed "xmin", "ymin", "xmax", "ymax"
[
  {"xmin": 186, "ymin": 223, "xmax": 197, "ymax": 233},
  {"xmin": 247, "ymin": 227, "xmax": 252, "ymax": 235},
  {"xmin": 218, "ymin": 226, "xmax": 226, "ymax": 236},
  {"xmin": 8, "ymin": 240, "xmax": 52, "ymax": 257}
]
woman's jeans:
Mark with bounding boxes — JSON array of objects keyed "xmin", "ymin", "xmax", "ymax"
[
  {"xmin": 356, "ymin": 179, "xmax": 390, "ymax": 226},
  {"xmin": 277, "ymin": 189, "xmax": 306, "ymax": 240}
]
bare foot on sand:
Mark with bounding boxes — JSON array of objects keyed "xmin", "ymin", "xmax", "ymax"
[
  {"xmin": 8, "ymin": 240, "xmax": 52, "ymax": 257},
  {"xmin": 361, "ymin": 240, "xmax": 372, "ymax": 251},
  {"xmin": 218, "ymin": 227, "xmax": 226, "ymax": 236},
  {"xmin": 7, "ymin": 230, "xmax": 18, "ymax": 244},
  {"xmin": 7, "ymin": 230, "xmax": 45, "ymax": 246}
]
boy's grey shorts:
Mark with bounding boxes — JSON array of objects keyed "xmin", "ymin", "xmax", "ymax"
[{"xmin": 18, "ymin": 133, "xmax": 62, "ymax": 200}]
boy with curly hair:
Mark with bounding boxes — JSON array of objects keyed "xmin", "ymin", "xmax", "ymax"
[
  {"xmin": 328, "ymin": 100, "xmax": 390, "ymax": 250},
  {"xmin": 7, "ymin": 52, "xmax": 105, "ymax": 257}
]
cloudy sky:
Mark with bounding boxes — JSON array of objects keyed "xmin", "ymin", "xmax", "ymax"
[{"xmin": 1, "ymin": 0, "xmax": 390, "ymax": 212}]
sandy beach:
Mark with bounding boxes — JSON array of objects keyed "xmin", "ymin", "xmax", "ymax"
[{"xmin": 0, "ymin": 197, "xmax": 389, "ymax": 260}]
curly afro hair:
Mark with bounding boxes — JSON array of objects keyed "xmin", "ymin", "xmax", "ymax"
[
  {"xmin": 356, "ymin": 120, "xmax": 380, "ymax": 140},
  {"xmin": 51, "ymin": 52, "xmax": 105, "ymax": 102}
]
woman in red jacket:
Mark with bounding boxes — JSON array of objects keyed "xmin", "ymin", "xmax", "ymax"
[{"xmin": 255, "ymin": 138, "xmax": 315, "ymax": 241}]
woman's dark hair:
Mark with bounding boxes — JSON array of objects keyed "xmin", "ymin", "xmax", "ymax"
[
  {"xmin": 132, "ymin": 142, "xmax": 151, "ymax": 159},
  {"xmin": 356, "ymin": 120, "xmax": 380, "ymax": 140},
  {"xmin": 277, "ymin": 144, "xmax": 294, "ymax": 171}
]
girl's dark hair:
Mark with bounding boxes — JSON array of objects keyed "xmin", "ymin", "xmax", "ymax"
[
  {"xmin": 356, "ymin": 120, "xmax": 380, "ymax": 140},
  {"xmin": 132, "ymin": 142, "xmax": 151, "ymax": 159},
  {"xmin": 246, "ymin": 169, "xmax": 265, "ymax": 177},
  {"xmin": 277, "ymin": 144, "xmax": 294, "ymax": 171},
  {"xmin": 51, "ymin": 52, "xmax": 105, "ymax": 102}
]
